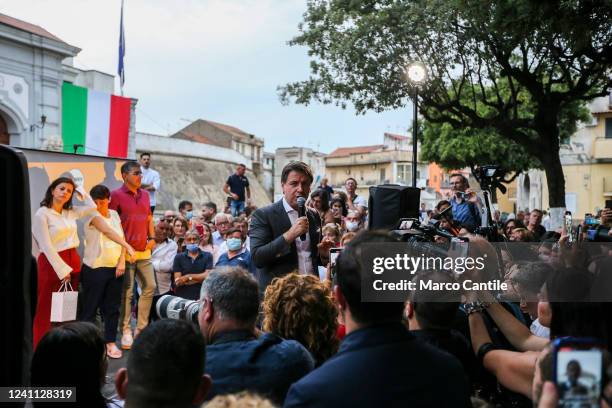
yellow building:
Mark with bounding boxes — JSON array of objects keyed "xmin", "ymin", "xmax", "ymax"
[
  {"xmin": 555, "ymin": 102, "xmax": 612, "ymax": 216},
  {"xmin": 516, "ymin": 95, "xmax": 612, "ymax": 218}
]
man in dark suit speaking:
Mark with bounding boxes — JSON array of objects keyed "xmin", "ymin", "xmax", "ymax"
[{"xmin": 249, "ymin": 161, "xmax": 330, "ymax": 293}]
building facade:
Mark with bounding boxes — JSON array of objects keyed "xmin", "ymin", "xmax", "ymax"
[
  {"xmin": 0, "ymin": 13, "xmax": 80, "ymax": 150},
  {"xmin": 324, "ymin": 133, "xmax": 428, "ymax": 201},
  {"xmin": 262, "ymin": 151, "xmax": 275, "ymax": 200},
  {"xmin": 273, "ymin": 147, "xmax": 326, "ymax": 201},
  {"xmin": 0, "ymin": 13, "xmax": 137, "ymax": 157},
  {"xmin": 516, "ymin": 94, "xmax": 612, "ymax": 218},
  {"xmin": 172, "ymin": 119, "xmax": 264, "ymax": 165}
]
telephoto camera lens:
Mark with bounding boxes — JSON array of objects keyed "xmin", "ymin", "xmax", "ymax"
[{"xmin": 155, "ymin": 294, "xmax": 201, "ymax": 325}]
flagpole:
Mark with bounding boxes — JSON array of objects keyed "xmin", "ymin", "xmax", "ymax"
[{"xmin": 118, "ymin": 0, "xmax": 125, "ymax": 96}]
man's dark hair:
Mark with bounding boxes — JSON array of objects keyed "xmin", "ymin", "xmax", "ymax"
[
  {"xmin": 531, "ymin": 209, "xmax": 543, "ymax": 215},
  {"xmin": 140, "ymin": 152, "xmax": 151, "ymax": 158},
  {"xmin": 238, "ymin": 163, "xmax": 246, "ymax": 168},
  {"xmin": 201, "ymin": 267, "xmax": 259, "ymax": 325},
  {"xmin": 90, "ymin": 184, "xmax": 110, "ymax": 201},
  {"xmin": 335, "ymin": 231, "xmax": 404, "ymax": 325},
  {"xmin": 126, "ymin": 319, "xmax": 206, "ymax": 408},
  {"xmin": 409, "ymin": 270, "xmax": 461, "ymax": 330},
  {"xmin": 435, "ymin": 200, "xmax": 451, "ymax": 212},
  {"xmin": 449, "ymin": 173, "xmax": 467, "ymax": 182},
  {"xmin": 204, "ymin": 201, "xmax": 217, "ymax": 212},
  {"xmin": 223, "ymin": 227, "xmax": 241, "ymax": 238},
  {"xmin": 178, "ymin": 200, "xmax": 193, "ymax": 211},
  {"xmin": 509, "ymin": 261, "xmax": 552, "ymax": 294},
  {"xmin": 449, "ymin": 173, "xmax": 469, "ymax": 188},
  {"xmin": 345, "ymin": 177, "xmax": 357, "ymax": 185},
  {"xmin": 31, "ymin": 322, "xmax": 106, "ymax": 407},
  {"xmin": 281, "ymin": 161, "xmax": 314, "ymax": 184},
  {"xmin": 120, "ymin": 161, "xmax": 140, "ymax": 175}
]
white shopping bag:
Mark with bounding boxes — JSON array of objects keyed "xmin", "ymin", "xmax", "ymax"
[{"xmin": 50, "ymin": 281, "xmax": 78, "ymax": 322}]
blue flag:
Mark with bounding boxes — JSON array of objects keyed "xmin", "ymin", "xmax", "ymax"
[{"xmin": 118, "ymin": 0, "xmax": 126, "ymax": 93}]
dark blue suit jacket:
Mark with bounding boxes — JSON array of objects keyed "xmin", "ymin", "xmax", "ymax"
[
  {"xmin": 284, "ymin": 323, "xmax": 472, "ymax": 408},
  {"xmin": 249, "ymin": 199, "xmax": 321, "ymax": 293}
]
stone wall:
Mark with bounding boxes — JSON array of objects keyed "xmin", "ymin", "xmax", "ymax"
[{"xmin": 135, "ymin": 133, "xmax": 272, "ymax": 212}]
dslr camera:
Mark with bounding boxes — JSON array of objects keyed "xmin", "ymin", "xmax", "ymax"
[{"xmin": 155, "ymin": 294, "xmax": 200, "ymax": 325}]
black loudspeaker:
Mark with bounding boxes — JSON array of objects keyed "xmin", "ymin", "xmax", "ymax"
[
  {"xmin": 368, "ymin": 184, "xmax": 421, "ymax": 230},
  {"xmin": 0, "ymin": 145, "xmax": 33, "ymax": 391}
]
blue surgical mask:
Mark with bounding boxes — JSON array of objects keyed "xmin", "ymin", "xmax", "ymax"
[
  {"xmin": 227, "ymin": 237, "xmax": 242, "ymax": 251},
  {"xmin": 186, "ymin": 243, "xmax": 199, "ymax": 253},
  {"xmin": 185, "ymin": 211, "xmax": 193, "ymax": 220}
]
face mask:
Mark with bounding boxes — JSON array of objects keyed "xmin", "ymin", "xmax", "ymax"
[
  {"xmin": 186, "ymin": 243, "xmax": 199, "ymax": 253},
  {"xmin": 345, "ymin": 221, "xmax": 359, "ymax": 232},
  {"xmin": 185, "ymin": 211, "xmax": 193, "ymax": 220},
  {"xmin": 227, "ymin": 237, "xmax": 242, "ymax": 251}
]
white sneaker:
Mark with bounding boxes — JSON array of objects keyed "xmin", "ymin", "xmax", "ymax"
[{"xmin": 121, "ymin": 332, "xmax": 133, "ymax": 350}]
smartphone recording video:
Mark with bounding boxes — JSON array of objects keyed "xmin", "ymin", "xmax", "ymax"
[
  {"xmin": 554, "ymin": 338, "xmax": 603, "ymax": 408},
  {"xmin": 330, "ymin": 247, "xmax": 343, "ymax": 267}
]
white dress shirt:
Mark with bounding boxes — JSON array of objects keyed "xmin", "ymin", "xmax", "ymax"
[
  {"xmin": 32, "ymin": 186, "xmax": 98, "ymax": 279},
  {"xmin": 151, "ymin": 238, "xmax": 178, "ymax": 294},
  {"xmin": 282, "ymin": 197, "xmax": 313, "ymax": 275},
  {"xmin": 141, "ymin": 166, "xmax": 161, "ymax": 206}
]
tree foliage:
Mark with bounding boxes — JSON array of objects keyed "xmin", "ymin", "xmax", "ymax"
[
  {"xmin": 420, "ymin": 82, "xmax": 591, "ymax": 175},
  {"xmin": 280, "ymin": 0, "xmax": 612, "ymax": 207}
]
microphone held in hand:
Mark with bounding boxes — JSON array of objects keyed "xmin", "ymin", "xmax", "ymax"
[{"xmin": 297, "ymin": 196, "xmax": 306, "ymax": 241}]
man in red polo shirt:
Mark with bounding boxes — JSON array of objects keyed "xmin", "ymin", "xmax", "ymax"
[{"xmin": 110, "ymin": 161, "xmax": 156, "ymax": 350}]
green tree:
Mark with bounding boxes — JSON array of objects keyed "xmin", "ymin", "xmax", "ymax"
[
  {"xmin": 280, "ymin": 0, "xmax": 611, "ymax": 207},
  {"xmin": 420, "ymin": 83, "xmax": 591, "ymax": 177}
]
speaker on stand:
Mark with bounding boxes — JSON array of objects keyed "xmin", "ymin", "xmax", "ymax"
[{"xmin": 368, "ymin": 184, "xmax": 421, "ymax": 230}]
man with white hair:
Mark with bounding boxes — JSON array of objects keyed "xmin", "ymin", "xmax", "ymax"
[{"xmin": 212, "ymin": 213, "xmax": 233, "ymax": 247}]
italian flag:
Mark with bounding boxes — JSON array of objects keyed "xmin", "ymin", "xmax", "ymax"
[{"xmin": 61, "ymin": 82, "xmax": 131, "ymax": 158}]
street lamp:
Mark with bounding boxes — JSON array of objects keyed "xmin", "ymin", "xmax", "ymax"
[{"xmin": 405, "ymin": 61, "xmax": 428, "ymax": 187}]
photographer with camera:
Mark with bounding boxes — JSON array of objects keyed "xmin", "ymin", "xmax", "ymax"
[{"xmin": 448, "ymin": 173, "xmax": 482, "ymax": 231}]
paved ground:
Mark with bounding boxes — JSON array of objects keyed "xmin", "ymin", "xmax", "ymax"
[{"xmin": 103, "ymin": 347, "xmax": 128, "ymax": 400}]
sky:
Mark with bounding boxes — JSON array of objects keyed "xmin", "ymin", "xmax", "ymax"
[{"xmin": 3, "ymin": 0, "xmax": 414, "ymax": 154}]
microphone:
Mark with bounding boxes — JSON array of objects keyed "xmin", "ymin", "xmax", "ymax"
[{"xmin": 297, "ymin": 196, "xmax": 306, "ymax": 241}]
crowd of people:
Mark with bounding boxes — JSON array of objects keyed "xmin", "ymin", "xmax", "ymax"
[{"xmin": 29, "ymin": 156, "xmax": 612, "ymax": 407}]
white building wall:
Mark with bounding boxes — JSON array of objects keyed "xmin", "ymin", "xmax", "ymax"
[
  {"xmin": 0, "ymin": 27, "xmax": 79, "ymax": 149},
  {"xmin": 135, "ymin": 132, "xmax": 253, "ymax": 168}
]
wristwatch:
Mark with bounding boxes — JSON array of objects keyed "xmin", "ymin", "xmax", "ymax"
[{"xmin": 464, "ymin": 300, "xmax": 490, "ymax": 315}]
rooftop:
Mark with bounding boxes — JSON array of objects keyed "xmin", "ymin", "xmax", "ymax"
[
  {"xmin": 174, "ymin": 131, "xmax": 218, "ymax": 146},
  {"xmin": 0, "ymin": 12, "xmax": 67, "ymax": 44},
  {"xmin": 327, "ymin": 145, "xmax": 385, "ymax": 158},
  {"xmin": 384, "ymin": 132, "xmax": 409, "ymax": 141}
]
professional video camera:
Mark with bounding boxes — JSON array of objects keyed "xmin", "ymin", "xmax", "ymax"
[
  {"xmin": 471, "ymin": 164, "xmax": 507, "ymax": 195},
  {"xmin": 470, "ymin": 164, "xmax": 509, "ymax": 242},
  {"xmin": 392, "ymin": 217, "xmax": 468, "ymax": 243},
  {"xmin": 155, "ymin": 294, "xmax": 200, "ymax": 325}
]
